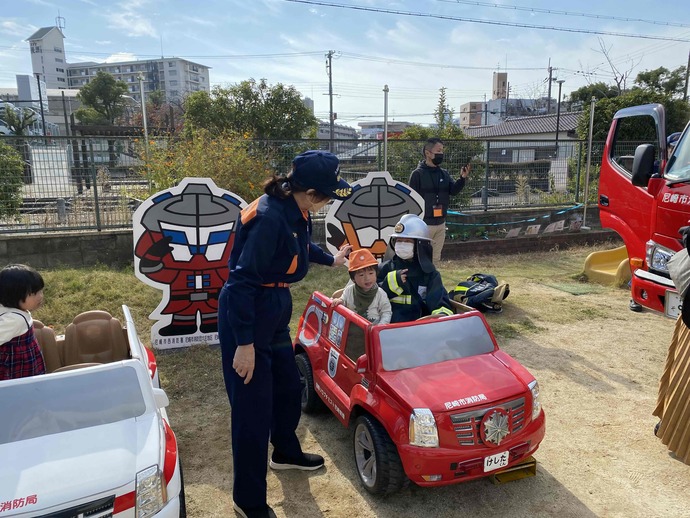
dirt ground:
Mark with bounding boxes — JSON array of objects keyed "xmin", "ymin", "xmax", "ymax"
[{"xmin": 158, "ymin": 251, "xmax": 690, "ymax": 518}]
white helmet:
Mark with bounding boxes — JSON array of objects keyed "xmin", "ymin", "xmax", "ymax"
[{"xmin": 390, "ymin": 214, "xmax": 431, "ymax": 241}]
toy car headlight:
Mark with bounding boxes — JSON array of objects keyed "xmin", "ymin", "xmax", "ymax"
[
  {"xmin": 136, "ymin": 465, "xmax": 167, "ymax": 518},
  {"xmin": 528, "ymin": 380, "xmax": 542, "ymax": 421},
  {"xmin": 409, "ymin": 408, "xmax": 438, "ymax": 448},
  {"xmin": 645, "ymin": 240, "xmax": 674, "ymax": 273}
]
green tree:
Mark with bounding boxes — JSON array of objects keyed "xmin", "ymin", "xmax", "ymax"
[
  {"xmin": 634, "ymin": 66, "xmax": 687, "ymax": 98},
  {"xmin": 3, "ymin": 106, "xmax": 37, "ymax": 135},
  {"xmin": 435, "ymin": 87, "xmax": 454, "ymax": 130},
  {"xmin": 568, "ymin": 82, "xmax": 620, "ymax": 103},
  {"xmin": 183, "ymin": 78, "xmax": 316, "ymax": 139},
  {"xmin": 75, "ymin": 71, "xmax": 128, "ymax": 125},
  {"xmin": 576, "ymin": 89, "xmax": 690, "ymax": 143},
  {"xmin": 0, "ymin": 141, "xmax": 26, "ymax": 217}
]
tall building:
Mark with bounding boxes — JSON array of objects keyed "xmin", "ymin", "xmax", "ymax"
[
  {"xmin": 27, "ymin": 26, "xmax": 68, "ymax": 88},
  {"xmin": 26, "ymin": 26, "xmax": 210, "ymax": 104},
  {"xmin": 492, "ymin": 72, "xmax": 507, "ymax": 100},
  {"xmin": 67, "ymin": 58, "xmax": 210, "ymax": 104}
]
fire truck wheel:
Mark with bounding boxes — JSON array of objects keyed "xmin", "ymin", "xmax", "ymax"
[
  {"xmin": 296, "ymin": 353, "xmax": 324, "ymax": 413},
  {"xmin": 353, "ymin": 414, "xmax": 407, "ymax": 494}
]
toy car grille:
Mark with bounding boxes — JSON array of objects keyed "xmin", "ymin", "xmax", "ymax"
[
  {"xmin": 34, "ymin": 495, "xmax": 115, "ymax": 518},
  {"xmin": 450, "ymin": 397, "xmax": 526, "ymax": 446}
]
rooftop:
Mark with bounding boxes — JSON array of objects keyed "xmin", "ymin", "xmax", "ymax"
[{"xmin": 464, "ymin": 111, "xmax": 583, "ymax": 138}]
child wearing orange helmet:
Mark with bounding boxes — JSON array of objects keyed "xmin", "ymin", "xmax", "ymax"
[{"xmin": 333, "ymin": 249, "xmax": 392, "ymax": 325}]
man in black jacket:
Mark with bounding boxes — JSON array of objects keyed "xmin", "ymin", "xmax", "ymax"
[{"xmin": 409, "ymin": 137, "xmax": 470, "ymax": 263}]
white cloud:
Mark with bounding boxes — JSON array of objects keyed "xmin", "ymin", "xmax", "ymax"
[
  {"xmin": 103, "ymin": 0, "xmax": 158, "ymax": 38},
  {"xmin": 104, "ymin": 52, "xmax": 138, "ymax": 63},
  {"xmin": 1, "ymin": 21, "xmax": 38, "ymax": 38},
  {"xmin": 95, "ymin": 40, "xmax": 112, "ymax": 46}
]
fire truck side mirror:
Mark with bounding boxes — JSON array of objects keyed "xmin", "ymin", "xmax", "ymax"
[{"xmin": 632, "ymin": 144, "xmax": 655, "ymax": 187}]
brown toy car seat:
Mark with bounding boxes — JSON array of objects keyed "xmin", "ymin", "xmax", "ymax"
[
  {"xmin": 33, "ymin": 319, "xmax": 63, "ymax": 373},
  {"xmin": 62, "ymin": 310, "xmax": 129, "ymax": 366}
]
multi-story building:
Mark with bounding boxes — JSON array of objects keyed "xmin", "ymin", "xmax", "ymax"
[
  {"xmin": 26, "ymin": 26, "xmax": 210, "ymax": 104},
  {"xmin": 67, "ymin": 58, "xmax": 210, "ymax": 104},
  {"xmin": 492, "ymin": 72, "xmax": 508, "ymax": 100},
  {"xmin": 27, "ymin": 27, "xmax": 68, "ymax": 88},
  {"xmin": 459, "ymin": 102, "xmax": 486, "ymax": 128}
]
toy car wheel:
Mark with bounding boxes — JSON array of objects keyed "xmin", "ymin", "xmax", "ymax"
[
  {"xmin": 353, "ymin": 414, "xmax": 407, "ymax": 494},
  {"xmin": 296, "ymin": 353, "xmax": 324, "ymax": 413}
]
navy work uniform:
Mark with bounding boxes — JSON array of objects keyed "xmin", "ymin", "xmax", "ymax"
[
  {"xmin": 378, "ymin": 255, "xmax": 454, "ymax": 322},
  {"xmin": 218, "ymin": 193, "xmax": 334, "ymax": 510}
]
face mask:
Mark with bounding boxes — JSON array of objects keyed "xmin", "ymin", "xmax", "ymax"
[
  {"xmin": 395, "ymin": 242, "xmax": 414, "ymax": 260},
  {"xmin": 431, "ymin": 153, "xmax": 444, "ymax": 166}
]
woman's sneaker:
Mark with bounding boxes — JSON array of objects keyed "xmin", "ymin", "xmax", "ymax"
[
  {"xmin": 269, "ymin": 451, "xmax": 325, "ymax": 471},
  {"xmin": 233, "ymin": 502, "xmax": 276, "ymax": 518}
]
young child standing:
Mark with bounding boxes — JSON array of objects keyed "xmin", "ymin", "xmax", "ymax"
[
  {"xmin": 333, "ymin": 249, "xmax": 392, "ymax": 325},
  {"xmin": 0, "ymin": 264, "xmax": 46, "ymax": 380}
]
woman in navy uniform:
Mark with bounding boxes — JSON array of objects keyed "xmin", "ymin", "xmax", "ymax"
[{"xmin": 219, "ymin": 150, "xmax": 353, "ymax": 518}]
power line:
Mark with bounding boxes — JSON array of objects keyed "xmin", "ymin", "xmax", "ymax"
[
  {"xmin": 282, "ymin": 0, "xmax": 690, "ymax": 42},
  {"xmin": 340, "ymin": 52, "xmax": 543, "ymax": 70},
  {"xmin": 438, "ymin": 0, "xmax": 690, "ymax": 29}
]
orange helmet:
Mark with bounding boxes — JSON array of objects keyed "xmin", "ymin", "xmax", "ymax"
[{"xmin": 348, "ymin": 248, "xmax": 378, "ymax": 272}]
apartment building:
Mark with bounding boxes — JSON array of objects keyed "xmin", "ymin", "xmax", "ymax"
[
  {"xmin": 26, "ymin": 26, "xmax": 210, "ymax": 104},
  {"xmin": 67, "ymin": 58, "xmax": 210, "ymax": 104}
]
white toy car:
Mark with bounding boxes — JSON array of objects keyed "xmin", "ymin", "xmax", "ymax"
[{"xmin": 0, "ymin": 305, "xmax": 185, "ymax": 517}]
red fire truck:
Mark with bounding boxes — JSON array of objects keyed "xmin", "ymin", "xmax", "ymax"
[{"xmin": 598, "ymin": 103, "xmax": 690, "ymax": 315}]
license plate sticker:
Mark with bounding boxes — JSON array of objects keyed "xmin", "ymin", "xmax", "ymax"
[
  {"xmin": 484, "ymin": 451, "xmax": 509, "ymax": 472},
  {"xmin": 665, "ymin": 290, "xmax": 681, "ymax": 319}
]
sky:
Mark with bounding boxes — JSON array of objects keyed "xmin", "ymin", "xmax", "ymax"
[{"xmin": 1, "ymin": 0, "xmax": 689, "ymax": 128}]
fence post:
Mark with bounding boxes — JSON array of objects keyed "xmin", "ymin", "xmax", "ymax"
[
  {"xmin": 482, "ymin": 140, "xmax": 490, "ymax": 211},
  {"xmin": 575, "ymin": 141, "xmax": 582, "ymax": 203},
  {"xmin": 89, "ymin": 139, "xmax": 102, "ymax": 231}
]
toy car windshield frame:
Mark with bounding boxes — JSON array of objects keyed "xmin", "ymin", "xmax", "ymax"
[
  {"xmin": 377, "ymin": 314, "xmax": 496, "ymax": 371},
  {"xmin": 0, "ymin": 364, "xmax": 147, "ymax": 445}
]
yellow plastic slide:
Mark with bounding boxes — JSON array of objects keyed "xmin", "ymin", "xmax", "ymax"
[{"xmin": 583, "ymin": 245, "xmax": 632, "ymax": 286}]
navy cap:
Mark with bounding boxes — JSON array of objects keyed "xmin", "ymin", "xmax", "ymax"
[{"xmin": 291, "ymin": 150, "xmax": 353, "ymax": 200}]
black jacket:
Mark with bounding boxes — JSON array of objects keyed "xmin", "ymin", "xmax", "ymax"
[{"xmin": 408, "ymin": 161, "xmax": 466, "ymax": 225}]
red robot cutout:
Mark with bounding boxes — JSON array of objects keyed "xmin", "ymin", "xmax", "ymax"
[{"xmin": 133, "ymin": 178, "xmax": 246, "ymax": 349}]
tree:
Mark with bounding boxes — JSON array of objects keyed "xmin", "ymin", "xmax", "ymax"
[
  {"xmin": 75, "ymin": 71, "xmax": 128, "ymax": 125},
  {"xmin": 576, "ymin": 89, "xmax": 690, "ymax": 143},
  {"xmin": 634, "ymin": 66, "xmax": 687, "ymax": 98},
  {"xmin": 3, "ymin": 106, "xmax": 37, "ymax": 136},
  {"xmin": 568, "ymin": 82, "xmax": 620, "ymax": 104},
  {"xmin": 0, "ymin": 141, "xmax": 26, "ymax": 217},
  {"xmin": 183, "ymin": 78, "xmax": 316, "ymax": 139},
  {"xmin": 435, "ymin": 87, "xmax": 454, "ymax": 130}
]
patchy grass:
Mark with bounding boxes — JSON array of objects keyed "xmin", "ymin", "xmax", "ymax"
[{"xmin": 33, "ymin": 244, "xmax": 648, "ymax": 516}]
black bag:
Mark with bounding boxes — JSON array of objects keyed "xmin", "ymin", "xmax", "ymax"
[{"xmin": 449, "ymin": 273, "xmax": 510, "ymax": 313}]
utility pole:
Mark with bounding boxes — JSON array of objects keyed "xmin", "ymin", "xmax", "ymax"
[
  {"xmin": 683, "ymin": 52, "xmax": 690, "ymax": 101},
  {"xmin": 484, "ymin": 94, "xmax": 488, "ymax": 125},
  {"xmin": 326, "ymin": 50, "xmax": 335, "ymax": 153},
  {"xmin": 383, "ymin": 85, "xmax": 389, "ymax": 172},
  {"xmin": 138, "ymin": 74, "xmax": 149, "ymax": 159},
  {"xmin": 546, "ymin": 65, "xmax": 554, "ymax": 113},
  {"xmin": 554, "ymin": 80, "xmax": 565, "ymax": 158}
]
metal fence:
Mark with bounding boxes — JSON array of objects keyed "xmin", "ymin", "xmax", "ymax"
[{"xmin": 0, "ymin": 134, "xmax": 611, "ymax": 234}]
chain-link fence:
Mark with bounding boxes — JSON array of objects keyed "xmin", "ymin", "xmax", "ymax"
[{"xmin": 0, "ymin": 134, "xmax": 613, "ymax": 234}]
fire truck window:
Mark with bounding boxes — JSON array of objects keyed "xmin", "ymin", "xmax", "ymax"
[
  {"xmin": 344, "ymin": 322, "xmax": 366, "ymax": 362},
  {"xmin": 611, "ymin": 115, "xmax": 658, "ymax": 175}
]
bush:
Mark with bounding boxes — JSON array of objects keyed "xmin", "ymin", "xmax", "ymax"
[
  {"xmin": 0, "ymin": 141, "xmax": 25, "ymax": 217},
  {"xmin": 141, "ymin": 129, "xmax": 273, "ymax": 202}
]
